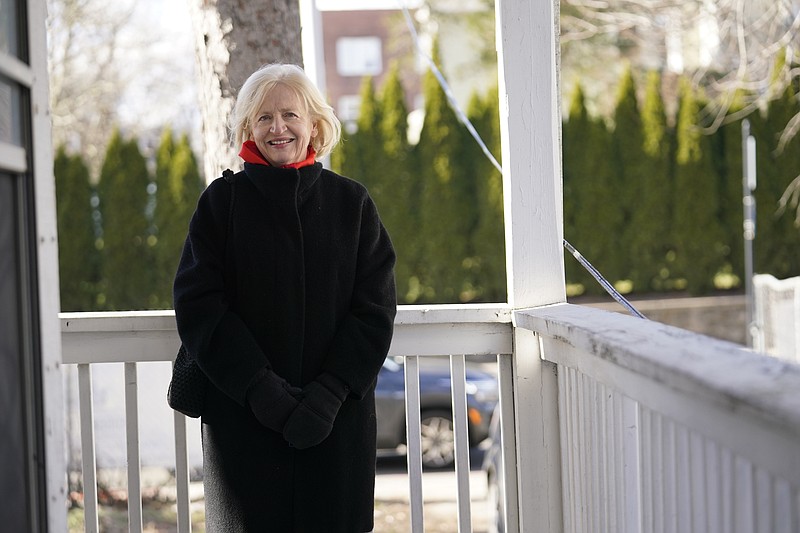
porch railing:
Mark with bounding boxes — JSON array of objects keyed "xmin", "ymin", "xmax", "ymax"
[
  {"xmin": 61, "ymin": 302, "xmax": 800, "ymax": 533},
  {"xmin": 60, "ymin": 304, "xmax": 513, "ymax": 533},
  {"xmin": 511, "ymin": 303, "xmax": 800, "ymax": 533}
]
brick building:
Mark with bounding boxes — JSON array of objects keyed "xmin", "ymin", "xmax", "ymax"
[{"xmin": 320, "ymin": 6, "xmax": 422, "ymax": 132}]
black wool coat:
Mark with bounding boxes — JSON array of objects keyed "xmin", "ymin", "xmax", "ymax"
[{"xmin": 173, "ymin": 161, "xmax": 397, "ymax": 532}]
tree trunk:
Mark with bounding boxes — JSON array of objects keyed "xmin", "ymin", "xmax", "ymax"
[{"xmin": 189, "ymin": 0, "xmax": 304, "ymax": 182}]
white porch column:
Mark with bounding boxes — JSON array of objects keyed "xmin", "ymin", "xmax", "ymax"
[
  {"xmin": 496, "ymin": 0, "xmax": 564, "ymax": 531},
  {"xmin": 299, "ymin": 0, "xmax": 326, "ymax": 95},
  {"xmin": 497, "ymin": 0, "xmax": 564, "ymax": 307},
  {"xmin": 29, "ymin": 0, "xmax": 68, "ymax": 528}
]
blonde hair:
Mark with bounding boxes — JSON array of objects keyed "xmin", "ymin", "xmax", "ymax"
[{"xmin": 230, "ymin": 63, "xmax": 341, "ymax": 159}]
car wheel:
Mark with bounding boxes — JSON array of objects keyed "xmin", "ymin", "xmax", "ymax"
[{"xmin": 419, "ymin": 410, "xmax": 455, "ymax": 469}]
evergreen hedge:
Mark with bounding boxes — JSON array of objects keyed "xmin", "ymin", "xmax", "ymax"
[
  {"xmin": 54, "ymin": 65, "xmax": 800, "ymax": 310},
  {"xmin": 54, "ymin": 146, "xmax": 99, "ymax": 311}
]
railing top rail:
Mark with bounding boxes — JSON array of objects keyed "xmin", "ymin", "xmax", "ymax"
[
  {"xmin": 516, "ymin": 302, "xmax": 800, "ymax": 436},
  {"xmin": 395, "ymin": 303, "xmax": 512, "ymax": 324},
  {"xmin": 61, "ymin": 310, "xmax": 177, "ymax": 333},
  {"xmin": 59, "ymin": 304, "xmax": 513, "ymax": 365},
  {"xmin": 753, "ymin": 273, "xmax": 800, "ymax": 290},
  {"xmin": 59, "ymin": 304, "xmax": 512, "ymax": 330}
]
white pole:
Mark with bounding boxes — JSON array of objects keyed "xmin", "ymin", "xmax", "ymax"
[
  {"xmin": 299, "ymin": 0, "xmax": 326, "ymax": 97},
  {"xmin": 496, "ymin": 0, "xmax": 564, "ymax": 531},
  {"xmin": 299, "ymin": 0, "xmax": 330, "ymax": 168},
  {"xmin": 742, "ymin": 119, "xmax": 757, "ymax": 347}
]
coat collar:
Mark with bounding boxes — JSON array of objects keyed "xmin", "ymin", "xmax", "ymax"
[{"xmin": 241, "ymin": 161, "xmax": 324, "ymax": 206}]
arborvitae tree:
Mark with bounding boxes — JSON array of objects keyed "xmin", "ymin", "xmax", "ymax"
[
  {"xmin": 563, "ymin": 83, "xmax": 594, "ymax": 291},
  {"xmin": 155, "ymin": 128, "xmax": 176, "ymax": 195},
  {"xmin": 455, "ymin": 91, "xmax": 484, "ymax": 301},
  {"xmin": 415, "ymin": 40, "xmax": 472, "ymax": 302},
  {"xmin": 626, "ymin": 70, "xmax": 672, "ymax": 292},
  {"xmin": 377, "ymin": 63, "xmax": 417, "ymax": 303},
  {"xmin": 97, "ymin": 130, "xmax": 152, "ymax": 310},
  {"xmin": 610, "ymin": 65, "xmax": 646, "ymax": 287},
  {"xmin": 447, "ymin": 92, "xmax": 483, "ymax": 302},
  {"xmin": 467, "ymin": 86, "xmax": 506, "ymax": 303},
  {"xmin": 564, "ymin": 98, "xmax": 622, "ymax": 294},
  {"xmin": 153, "ymin": 128, "xmax": 176, "ymax": 306},
  {"xmin": 339, "ymin": 76, "xmax": 383, "ymax": 191},
  {"xmin": 356, "ymin": 77, "xmax": 385, "ymax": 188},
  {"xmin": 153, "ymin": 130, "xmax": 204, "ymax": 308},
  {"xmin": 329, "ymin": 128, "xmax": 349, "ymax": 175},
  {"xmin": 759, "ymin": 83, "xmax": 800, "ymax": 278},
  {"xmin": 672, "ymin": 79, "xmax": 725, "ymax": 294},
  {"xmin": 777, "ymin": 85, "xmax": 800, "ymax": 277},
  {"xmin": 54, "ymin": 146, "xmax": 99, "ymax": 311}
]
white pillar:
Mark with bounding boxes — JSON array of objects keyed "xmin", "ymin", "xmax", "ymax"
[
  {"xmin": 300, "ymin": 0, "xmax": 326, "ymax": 97},
  {"xmin": 29, "ymin": 0, "xmax": 68, "ymax": 528},
  {"xmin": 496, "ymin": 0, "xmax": 565, "ymax": 531},
  {"xmin": 497, "ymin": 0, "xmax": 565, "ymax": 309},
  {"xmin": 299, "ymin": 0, "xmax": 329, "ymax": 168}
]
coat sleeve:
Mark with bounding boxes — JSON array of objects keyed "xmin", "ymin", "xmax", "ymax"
[
  {"xmin": 173, "ymin": 178, "xmax": 271, "ymax": 405},
  {"xmin": 322, "ymin": 194, "xmax": 397, "ymax": 399}
]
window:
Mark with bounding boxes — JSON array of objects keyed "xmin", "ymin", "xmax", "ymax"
[
  {"xmin": 337, "ymin": 95, "xmax": 361, "ymax": 123},
  {"xmin": 0, "ymin": 0, "xmax": 21, "ymax": 57},
  {"xmin": 0, "ymin": 75, "xmax": 24, "ymax": 146},
  {"xmin": 336, "ymin": 36, "xmax": 382, "ymax": 77}
]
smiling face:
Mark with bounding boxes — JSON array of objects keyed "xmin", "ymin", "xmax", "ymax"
[{"xmin": 250, "ymin": 84, "xmax": 318, "ymax": 167}]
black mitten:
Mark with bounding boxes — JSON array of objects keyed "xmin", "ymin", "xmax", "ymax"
[
  {"xmin": 282, "ymin": 373, "xmax": 350, "ymax": 449},
  {"xmin": 246, "ymin": 367, "xmax": 303, "ymax": 433}
]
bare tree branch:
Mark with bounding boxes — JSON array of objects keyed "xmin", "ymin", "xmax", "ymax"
[
  {"xmin": 47, "ymin": 0, "xmax": 198, "ymax": 178},
  {"xmin": 560, "ymin": 0, "xmax": 800, "ymax": 220}
]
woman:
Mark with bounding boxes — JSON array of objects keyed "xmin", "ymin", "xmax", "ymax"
[{"xmin": 173, "ymin": 63, "xmax": 397, "ymax": 532}]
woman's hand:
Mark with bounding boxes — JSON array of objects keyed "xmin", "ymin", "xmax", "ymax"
[
  {"xmin": 247, "ymin": 368, "xmax": 303, "ymax": 433},
  {"xmin": 282, "ymin": 373, "xmax": 350, "ymax": 449}
]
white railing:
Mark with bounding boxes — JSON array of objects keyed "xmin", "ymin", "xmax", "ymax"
[
  {"xmin": 753, "ymin": 274, "xmax": 800, "ymax": 362},
  {"xmin": 62, "ymin": 302, "xmax": 800, "ymax": 533},
  {"xmin": 60, "ymin": 304, "xmax": 513, "ymax": 533},
  {"xmin": 515, "ymin": 303, "xmax": 800, "ymax": 533}
]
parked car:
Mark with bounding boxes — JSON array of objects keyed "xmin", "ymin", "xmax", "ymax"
[
  {"xmin": 482, "ymin": 406, "xmax": 505, "ymax": 533},
  {"xmin": 375, "ymin": 356, "xmax": 499, "ymax": 469}
]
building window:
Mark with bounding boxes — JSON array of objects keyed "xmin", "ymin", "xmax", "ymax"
[
  {"xmin": 337, "ymin": 95, "xmax": 362, "ymax": 123},
  {"xmin": 336, "ymin": 36, "xmax": 382, "ymax": 77}
]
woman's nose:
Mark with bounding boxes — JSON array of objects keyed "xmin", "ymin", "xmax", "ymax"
[{"xmin": 270, "ymin": 117, "xmax": 286, "ymax": 133}]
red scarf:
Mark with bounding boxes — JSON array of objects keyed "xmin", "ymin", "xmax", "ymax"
[{"xmin": 239, "ymin": 140, "xmax": 316, "ymax": 169}]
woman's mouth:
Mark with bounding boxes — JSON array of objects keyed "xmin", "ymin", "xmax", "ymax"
[{"xmin": 269, "ymin": 139, "xmax": 294, "ymax": 146}]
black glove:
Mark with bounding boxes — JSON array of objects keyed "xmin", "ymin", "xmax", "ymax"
[
  {"xmin": 282, "ymin": 373, "xmax": 350, "ymax": 449},
  {"xmin": 246, "ymin": 367, "xmax": 303, "ymax": 433}
]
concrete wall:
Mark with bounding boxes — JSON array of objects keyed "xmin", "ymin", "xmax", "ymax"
[{"xmin": 577, "ymin": 293, "xmax": 748, "ymax": 346}]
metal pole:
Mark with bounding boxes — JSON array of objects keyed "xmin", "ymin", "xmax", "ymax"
[{"xmin": 742, "ymin": 119, "xmax": 756, "ymax": 347}]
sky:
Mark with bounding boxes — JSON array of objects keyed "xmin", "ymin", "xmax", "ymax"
[{"xmin": 113, "ymin": 0, "xmax": 198, "ymax": 142}]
